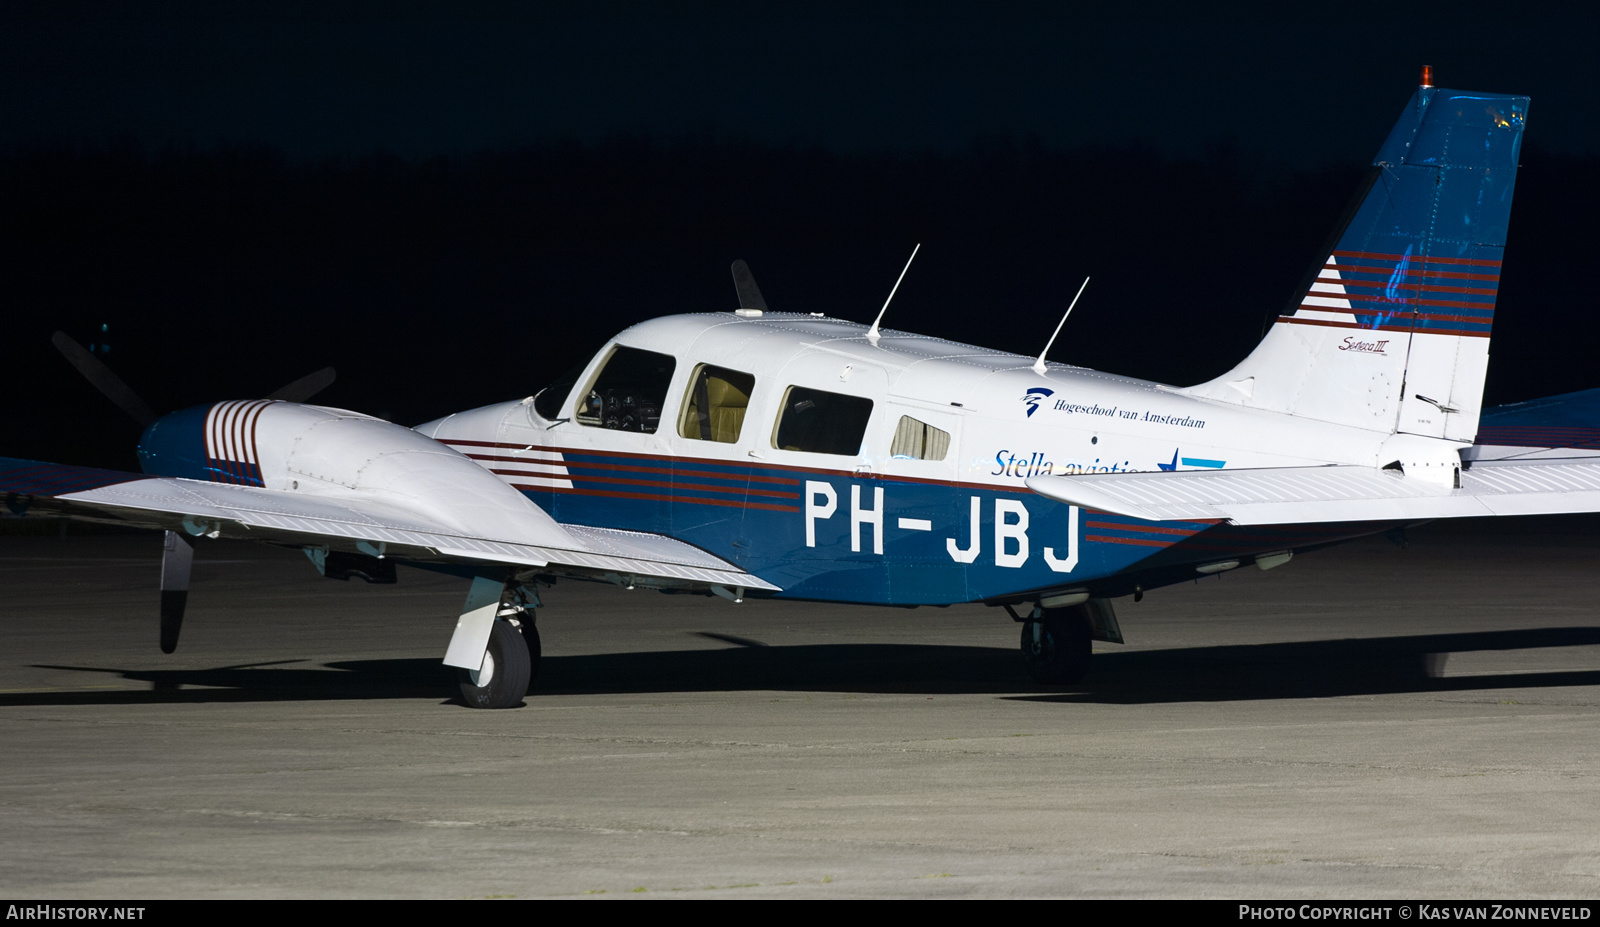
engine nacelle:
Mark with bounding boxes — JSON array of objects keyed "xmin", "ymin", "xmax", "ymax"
[{"xmin": 138, "ymin": 400, "xmax": 569, "ymax": 547}]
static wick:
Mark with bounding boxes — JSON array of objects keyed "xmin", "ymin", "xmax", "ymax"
[
  {"xmin": 866, "ymin": 243, "xmax": 921, "ymax": 346},
  {"xmin": 1032, "ymin": 276, "xmax": 1090, "ymax": 375}
]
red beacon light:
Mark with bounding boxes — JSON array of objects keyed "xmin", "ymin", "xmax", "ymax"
[{"xmin": 1420, "ymin": 64, "xmax": 1434, "ymax": 88}]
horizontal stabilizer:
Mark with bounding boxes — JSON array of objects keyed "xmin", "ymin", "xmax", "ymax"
[
  {"xmin": 1026, "ymin": 457, "xmax": 1600, "ymax": 526},
  {"xmin": 1476, "ymin": 387, "xmax": 1600, "ymax": 451}
]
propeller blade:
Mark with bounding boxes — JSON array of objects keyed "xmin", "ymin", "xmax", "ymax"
[
  {"xmin": 51, "ymin": 331, "xmax": 156, "ymax": 427},
  {"xmin": 266, "ymin": 366, "xmax": 336, "ymax": 403},
  {"xmin": 731, "ymin": 259, "xmax": 768, "ymax": 311},
  {"xmin": 159, "ymin": 531, "xmax": 193, "ymax": 655}
]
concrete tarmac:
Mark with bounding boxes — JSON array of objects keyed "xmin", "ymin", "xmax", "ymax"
[{"xmin": 2, "ymin": 523, "xmax": 1599, "ymax": 899}]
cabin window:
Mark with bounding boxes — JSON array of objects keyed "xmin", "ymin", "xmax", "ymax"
[
  {"xmin": 575, "ymin": 345, "xmax": 676, "ymax": 434},
  {"xmin": 773, "ymin": 386, "xmax": 873, "ymax": 456},
  {"xmin": 890, "ymin": 416, "xmax": 951, "ymax": 461},
  {"xmin": 679, "ymin": 364, "xmax": 755, "ymax": 444}
]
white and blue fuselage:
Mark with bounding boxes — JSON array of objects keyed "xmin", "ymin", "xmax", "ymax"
[{"xmin": 417, "ymin": 312, "xmax": 1427, "ymax": 606}]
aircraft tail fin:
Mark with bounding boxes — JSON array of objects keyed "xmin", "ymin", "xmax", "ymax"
[{"xmin": 1187, "ymin": 76, "xmax": 1528, "ymax": 443}]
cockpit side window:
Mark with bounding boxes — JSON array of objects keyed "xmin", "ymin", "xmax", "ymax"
[
  {"xmin": 678, "ymin": 364, "xmax": 755, "ymax": 444},
  {"xmin": 575, "ymin": 346, "xmax": 676, "ymax": 434},
  {"xmin": 772, "ymin": 386, "xmax": 873, "ymax": 456},
  {"xmin": 890, "ymin": 416, "xmax": 951, "ymax": 461}
]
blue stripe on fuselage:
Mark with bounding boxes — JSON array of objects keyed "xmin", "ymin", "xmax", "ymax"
[{"xmin": 515, "ymin": 447, "xmax": 1212, "ymax": 605}]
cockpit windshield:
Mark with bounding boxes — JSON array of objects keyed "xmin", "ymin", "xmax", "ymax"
[{"xmin": 531, "ymin": 363, "xmax": 585, "ymax": 421}]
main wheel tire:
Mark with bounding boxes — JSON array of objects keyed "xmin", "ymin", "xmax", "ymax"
[
  {"xmin": 1020, "ymin": 607, "xmax": 1092, "ymax": 685},
  {"xmin": 458, "ymin": 621, "xmax": 535, "ymax": 709}
]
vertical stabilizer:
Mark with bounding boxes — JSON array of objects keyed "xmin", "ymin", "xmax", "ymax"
[{"xmin": 1188, "ymin": 78, "xmax": 1527, "ymax": 442}]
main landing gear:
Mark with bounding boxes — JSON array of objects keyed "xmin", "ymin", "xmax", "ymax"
[
  {"xmin": 458, "ymin": 618, "xmax": 540, "ymax": 710},
  {"xmin": 1018, "ymin": 596, "xmax": 1124, "ymax": 686},
  {"xmin": 1020, "ymin": 606, "xmax": 1093, "ymax": 685},
  {"xmin": 448, "ymin": 577, "xmax": 542, "ymax": 709}
]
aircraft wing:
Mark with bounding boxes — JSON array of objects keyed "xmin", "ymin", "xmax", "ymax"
[
  {"xmin": 0, "ymin": 457, "xmax": 777, "ymax": 592},
  {"xmin": 1025, "ymin": 457, "xmax": 1600, "ymax": 525}
]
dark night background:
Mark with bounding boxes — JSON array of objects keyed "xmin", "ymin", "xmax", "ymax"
[{"xmin": 4, "ymin": 3, "xmax": 1598, "ymax": 472}]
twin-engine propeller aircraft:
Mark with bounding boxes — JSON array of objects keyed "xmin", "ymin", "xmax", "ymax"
[{"xmin": 6, "ymin": 73, "xmax": 1597, "ymax": 708}]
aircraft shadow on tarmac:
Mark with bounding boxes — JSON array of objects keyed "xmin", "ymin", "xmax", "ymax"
[{"xmin": 9, "ymin": 626, "xmax": 1600, "ymax": 708}]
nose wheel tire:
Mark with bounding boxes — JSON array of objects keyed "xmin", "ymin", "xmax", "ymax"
[
  {"xmin": 1020, "ymin": 607, "xmax": 1092, "ymax": 685},
  {"xmin": 458, "ymin": 620, "xmax": 538, "ymax": 709}
]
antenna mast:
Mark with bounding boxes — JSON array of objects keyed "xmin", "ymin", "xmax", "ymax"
[
  {"xmin": 1032, "ymin": 276, "xmax": 1090, "ymax": 375},
  {"xmin": 866, "ymin": 243, "xmax": 921, "ymax": 346}
]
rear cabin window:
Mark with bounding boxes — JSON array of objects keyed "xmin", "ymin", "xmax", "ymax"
[
  {"xmin": 890, "ymin": 415, "xmax": 951, "ymax": 461},
  {"xmin": 575, "ymin": 346, "xmax": 676, "ymax": 434},
  {"xmin": 679, "ymin": 364, "xmax": 755, "ymax": 444},
  {"xmin": 773, "ymin": 386, "xmax": 873, "ymax": 456}
]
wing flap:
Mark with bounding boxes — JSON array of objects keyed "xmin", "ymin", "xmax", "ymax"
[{"xmin": 1026, "ymin": 458, "xmax": 1600, "ymax": 525}]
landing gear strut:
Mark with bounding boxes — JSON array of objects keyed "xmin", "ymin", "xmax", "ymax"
[{"xmin": 1020, "ymin": 605, "xmax": 1092, "ymax": 685}]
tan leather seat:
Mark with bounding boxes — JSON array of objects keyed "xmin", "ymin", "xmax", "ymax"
[{"xmin": 685, "ymin": 374, "xmax": 750, "ymax": 443}]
